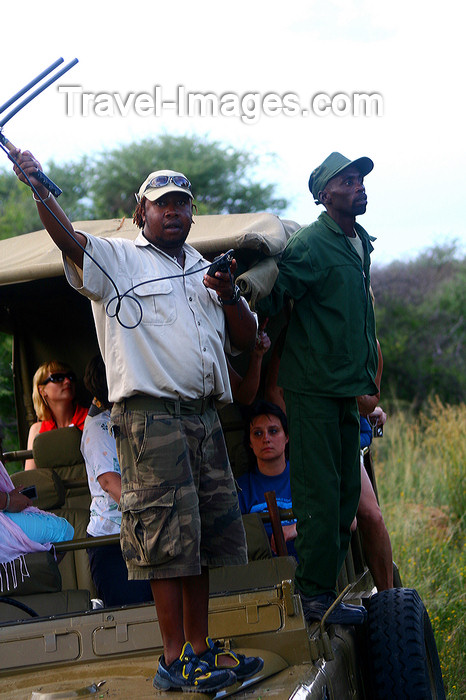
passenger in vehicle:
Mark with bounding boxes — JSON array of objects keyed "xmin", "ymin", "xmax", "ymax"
[
  {"xmin": 81, "ymin": 354, "xmax": 152, "ymax": 607},
  {"xmin": 0, "ymin": 459, "xmax": 74, "ymax": 591},
  {"xmin": 257, "ymin": 152, "xmax": 378, "ymax": 625},
  {"xmin": 25, "ymin": 360, "xmax": 88, "ymax": 470},
  {"xmin": 237, "ymin": 400, "xmax": 297, "ymax": 557},
  {"xmin": 13, "ymin": 149, "xmax": 261, "ymax": 693}
]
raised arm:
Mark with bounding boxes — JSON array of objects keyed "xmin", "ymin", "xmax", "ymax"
[
  {"xmin": 264, "ymin": 326, "xmax": 287, "ymax": 413},
  {"xmin": 12, "ymin": 148, "xmax": 86, "ymax": 268},
  {"xmin": 228, "ymin": 329, "xmax": 271, "ymax": 405}
]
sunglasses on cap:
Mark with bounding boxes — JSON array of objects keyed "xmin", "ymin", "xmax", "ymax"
[
  {"xmin": 144, "ymin": 175, "xmax": 192, "ymax": 193},
  {"xmin": 42, "ymin": 372, "xmax": 76, "ymax": 385}
]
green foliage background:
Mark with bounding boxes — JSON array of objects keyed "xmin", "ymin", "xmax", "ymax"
[
  {"xmin": 0, "ymin": 334, "xmax": 15, "ymax": 449},
  {"xmin": 373, "ymin": 399, "xmax": 465, "ymax": 698},
  {"xmin": 0, "ymin": 133, "xmax": 287, "ymax": 237},
  {"xmin": 372, "ymin": 241, "xmax": 466, "ymax": 407}
]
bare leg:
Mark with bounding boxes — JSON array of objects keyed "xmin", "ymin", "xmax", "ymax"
[
  {"xmin": 152, "ymin": 569, "xmax": 239, "ymax": 668},
  {"xmin": 150, "ymin": 577, "xmax": 186, "ymax": 666},
  {"xmin": 185, "ymin": 567, "xmax": 239, "ymax": 668},
  {"xmin": 357, "ymin": 465, "xmax": 394, "ymax": 591},
  {"xmin": 183, "ymin": 567, "xmax": 210, "ymax": 656}
]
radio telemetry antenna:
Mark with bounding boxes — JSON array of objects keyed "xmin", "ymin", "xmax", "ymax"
[{"xmin": 0, "ymin": 57, "xmax": 78, "ymax": 197}]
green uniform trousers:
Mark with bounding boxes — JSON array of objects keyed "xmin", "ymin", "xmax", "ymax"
[{"xmin": 285, "ymin": 390, "xmax": 361, "ymax": 598}]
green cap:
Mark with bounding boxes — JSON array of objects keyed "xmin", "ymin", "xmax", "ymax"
[{"xmin": 308, "ymin": 152, "xmax": 374, "ymax": 204}]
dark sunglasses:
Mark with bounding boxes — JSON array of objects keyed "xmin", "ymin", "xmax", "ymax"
[
  {"xmin": 144, "ymin": 175, "xmax": 192, "ymax": 192},
  {"xmin": 42, "ymin": 372, "xmax": 76, "ymax": 385}
]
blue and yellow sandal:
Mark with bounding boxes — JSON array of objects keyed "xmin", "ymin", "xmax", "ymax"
[
  {"xmin": 199, "ymin": 637, "xmax": 264, "ymax": 680},
  {"xmin": 153, "ymin": 641, "xmax": 236, "ymax": 693}
]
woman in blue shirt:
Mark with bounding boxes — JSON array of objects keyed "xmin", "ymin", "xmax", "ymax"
[{"xmin": 236, "ymin": 400, "xmax": 297, "ymax": 557}]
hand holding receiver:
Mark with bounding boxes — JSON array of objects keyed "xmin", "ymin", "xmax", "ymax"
[
  {"xmin": 206, "ymin": 249, "xmax": 235, "ymax": 277},
  {"xmin": 204, "ymin": 253, "xmax": 240, "ymax": 303}
]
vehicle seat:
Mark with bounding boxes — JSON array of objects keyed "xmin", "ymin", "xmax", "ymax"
[
  {"xmin": 30, "ymin": 427, "xmax": 96, "ymax": 596},
  {"xmin": 242, "ymin": 512, "xmax": 273, "ymax": 561},
  {"xmin": 0, "ymin": 550, "xmax": 91, "ymax": 622},
  {"xmin": 32, "ymin": 426, "xmax": 90, "ymax": 508}
]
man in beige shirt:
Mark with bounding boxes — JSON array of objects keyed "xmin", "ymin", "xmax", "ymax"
[{"xmin": 13, "ymin": 151, "xmax": 261, "ymax": 693}]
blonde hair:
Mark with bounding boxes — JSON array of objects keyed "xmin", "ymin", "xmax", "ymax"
[{"xmin": 32, "ymin": 360, "xmax": 75, "ymax": 421}]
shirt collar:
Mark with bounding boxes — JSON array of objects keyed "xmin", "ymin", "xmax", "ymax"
[
  {"xmin": 318, "ymin": 211, "xmax": 376, "ymax": 246},
  {"xmin": 133, "ymin": 232, "xmax": 204, "ymax": 269}
]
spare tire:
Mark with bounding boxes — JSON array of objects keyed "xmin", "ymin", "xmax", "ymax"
[{"xmin": 366, "ymin": 588, "xmax": 445, "ymax": 699}]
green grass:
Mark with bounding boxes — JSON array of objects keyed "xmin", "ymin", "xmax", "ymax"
[{"xmin": 372, "ymin": 398, "xmax": 466, "ymax": 699}]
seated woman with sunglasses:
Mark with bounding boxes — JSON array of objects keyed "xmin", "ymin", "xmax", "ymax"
[{"xmin": 25, "ymin": 360, "xmax": 89, "ymax": 470}]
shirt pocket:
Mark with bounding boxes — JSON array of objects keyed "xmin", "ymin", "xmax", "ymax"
[
  {"xmin": 130, "ymin": 279, "xmax": 177, "ymax": 326},
  {"xmin": 119, "ymin": 486, "xmax": 181, "ymax": 566}
]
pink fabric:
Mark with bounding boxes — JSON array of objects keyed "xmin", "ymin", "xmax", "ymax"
[{"xmin": 0, "ymin": 461, "xmax": 55, "ymax": 590}]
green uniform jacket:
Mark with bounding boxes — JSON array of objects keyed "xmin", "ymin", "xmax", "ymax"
[{"xmin": 259, "ymin": 211, "xmax": 379, "ymax": 398}]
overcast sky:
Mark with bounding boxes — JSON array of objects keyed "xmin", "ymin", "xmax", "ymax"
[{"xmin": 1, "ymin": 0, "xmax": 464, "ymax": 265}]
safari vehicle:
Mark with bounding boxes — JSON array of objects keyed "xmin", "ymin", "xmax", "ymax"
[{"xmin": 0, "ymin": 212, "xmax": 445, "ymax": 699}]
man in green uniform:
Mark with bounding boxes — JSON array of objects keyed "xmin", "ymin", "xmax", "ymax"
[{"xmin": 259, "ymin": 152, "xmax": 379, "ymax": 624}]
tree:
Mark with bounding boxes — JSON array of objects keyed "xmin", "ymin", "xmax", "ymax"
[
  {"xmin": 0, "ymin": 332, "xmax": 17, "ymax": 453},
  {"xmin": 47, "ymin": 156, "xmax": 94, "ymax": 221},
  {"xmin": 89, "ymin": 134, "xmax": 288, "ymax": 218},
  {"xmin": 0, "ymin": 170, "xmax": 42, "ymax": 240},
  {"xmin": 0, "ymin": 134, "xmax": 288, "ymax": 237},
  {"xmin": 372, "ymin": 242, "xmax": 466, "ymax": 407}
]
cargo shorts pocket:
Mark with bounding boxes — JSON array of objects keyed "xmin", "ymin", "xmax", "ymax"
[{"xmin": 119, "ymin": 486, "xmax": 181, "ymax": 566}]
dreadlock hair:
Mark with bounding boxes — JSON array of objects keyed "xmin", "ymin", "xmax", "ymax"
[{"xmin": 133, "ymin": 198, "xmax": 145, "ymax": 229}]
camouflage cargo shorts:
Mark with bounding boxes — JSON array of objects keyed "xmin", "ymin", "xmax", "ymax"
[{"xmin": 110, "ymin": 400, "xmax": 247, "ymax": 580}]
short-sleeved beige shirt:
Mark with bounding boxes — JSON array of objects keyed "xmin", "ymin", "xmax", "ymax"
[{"xmin": 64, "ymin": 232, "xmax": 236, "ymax": 405}]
